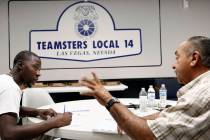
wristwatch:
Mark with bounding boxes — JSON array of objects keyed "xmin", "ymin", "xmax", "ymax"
[{"xmin": 105, "ymin": 97, "xmax": 120, "ymax": 110}]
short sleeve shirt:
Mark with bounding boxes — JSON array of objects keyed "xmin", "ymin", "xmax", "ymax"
[
  {"xmin": 0, "ymin": 74, "xmax": 22, "ymax": 119},
  {"xmin": 147, "ymin": 70, "xmax": 210, "ymax": 140}
]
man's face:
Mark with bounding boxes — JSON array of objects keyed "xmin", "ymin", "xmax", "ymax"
[
  {"xmin": 21, "ymin": 55, "xmax": 41, "ymax": 85},
  {"xmin": 172, "ymin": 41, "xmax": 193, "ymax": 84}
]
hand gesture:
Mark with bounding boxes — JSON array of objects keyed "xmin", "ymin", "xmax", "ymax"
[{"xmin": 79, "ymin": 72, "xmax": 112, "ymax": 106}]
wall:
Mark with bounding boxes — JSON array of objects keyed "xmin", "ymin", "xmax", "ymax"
[
  {"xmin": 2, "ymin": 0, "xmax": 206, "ymax": 100},
  {"xmin": 1, "ymin": 0, "xmax": 209, "ymax": 81}
]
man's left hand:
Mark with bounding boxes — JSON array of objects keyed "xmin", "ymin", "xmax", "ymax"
[{"xmin": 37, "ymin": 108, "xmax": 57, "ymax": 120}]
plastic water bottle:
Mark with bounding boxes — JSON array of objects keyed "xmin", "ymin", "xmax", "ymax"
[
  {"xmin": 159, "ymin": 84, "xmax": 167, "ymax": 109},
  {"xmin": 139, "ymin": 87, "xmax": 148, "ymax": 112},
  {"xmin": 147, "ymin": 85, "xmax": 156, "ymax": 108}
]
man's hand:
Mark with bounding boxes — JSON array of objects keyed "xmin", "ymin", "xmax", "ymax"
[
  {"xmin": 117, "ymin": 125, "xmax": 124, "ymax": 135},
  {"xmin": 79, "ymin": 72, "xmax": 112, "ymax": 106},
  {"xmin": 37, "ymin": 108, "xmax": 57, "ymax": 120},
  {"xmin": 50, "ymin": 112, "xmax": 72, "ymax": 128}
]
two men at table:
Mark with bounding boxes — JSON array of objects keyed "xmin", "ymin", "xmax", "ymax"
[
  {"xmin": 81, "ymin": 36, "xmax": 210, "ymax": 140},
  {"xmin": 2, "ymin": 35, "xmax": 209, "ymax": 140},
  {"xmin": 0, "ymin": 51, "xmax": 72, "ymax": 140}
]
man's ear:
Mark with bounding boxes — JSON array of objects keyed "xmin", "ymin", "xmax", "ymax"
[
  {"xmin": 17, "ymin": 61, "xmax": 24, "ymax": 71},
  {"xmin": 190, "ymin": 51, "xmax": 201, "ymax": 67}
]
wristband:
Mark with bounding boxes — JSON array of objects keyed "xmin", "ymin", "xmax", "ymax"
[{"xmin": 105, "ymin": 97, "xmax": 120, "ymax": 110}]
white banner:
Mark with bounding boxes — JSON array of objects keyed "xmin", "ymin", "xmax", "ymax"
[{"xmin": 30, "ymin": 1, "xmax": 142, "ymax": 61}]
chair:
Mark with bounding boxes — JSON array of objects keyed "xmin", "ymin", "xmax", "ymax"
[
  {"xmin": 22, "ymin": 88, "xmax": 55, "ymax": 125},
  {"xmin": 22, "ymin": 88, "xmax": 54, "ymax": 108},
  {"xmin": 22, "ymin": 88, "xmax": 62, "ymax": 140}
]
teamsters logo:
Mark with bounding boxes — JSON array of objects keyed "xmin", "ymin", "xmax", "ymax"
[
  {"xmin": 30, "ymin": 1, "xmax": 142, "ymax": 62},
  {"xmin": 74, "ymin": 5, "xmax": 98, "ymax": 38}
]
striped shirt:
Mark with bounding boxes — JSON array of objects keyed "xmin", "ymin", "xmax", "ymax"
[{"xmin": 147, "ymin": 70, "xmax": 210, "ymax": 140}]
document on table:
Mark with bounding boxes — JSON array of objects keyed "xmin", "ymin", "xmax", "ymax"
[
  {"xmin": 92, "ymin": 118, "xmax": 118, "ymax": 134},
  {"xmin": 91, "ymin": 108, "xmax": 160, "ymax": 134}
]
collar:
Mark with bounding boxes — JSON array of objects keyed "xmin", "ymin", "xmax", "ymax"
[{"xmin": 177, "ymin": 70, "xmax": 210, "ymax": 97}]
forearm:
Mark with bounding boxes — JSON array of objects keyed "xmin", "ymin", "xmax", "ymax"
[
  {"xmin": 20, "ymin": 106, "xmax": 39, "ymax": 117},
  {"xmin": 109, "ymin": 103, "xmax": 156, "ymax": 140},
  {"xmin": 7, "ymin": 120, "xmax": 56, "ymax": 140}
]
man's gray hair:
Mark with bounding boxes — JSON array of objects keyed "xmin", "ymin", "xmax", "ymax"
[{"xmin": 188, "ymin": 36, "xmax": 210, "ymax": 67}]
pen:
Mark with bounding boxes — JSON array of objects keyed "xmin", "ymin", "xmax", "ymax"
[{"xmin": 63, "ymin": 104, "xmax": 66, "ymax": 113}]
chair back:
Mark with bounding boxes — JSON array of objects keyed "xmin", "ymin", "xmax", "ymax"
[{"xmin": 22, "ymin": 88, "xmax": 54, "ymax": 108}]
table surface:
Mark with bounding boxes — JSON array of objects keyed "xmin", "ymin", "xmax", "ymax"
[
  {"xmin": 30, "ymin": 83, "xmax": 128, "ymax": 93},
  {"xmin": 28, "ymin": 98, "xmax": 176, "ymax": 140}
]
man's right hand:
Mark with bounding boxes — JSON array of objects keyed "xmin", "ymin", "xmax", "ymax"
[{"xmin": 51, "ymin": 112, "xmax": 72, "ymax": 128}]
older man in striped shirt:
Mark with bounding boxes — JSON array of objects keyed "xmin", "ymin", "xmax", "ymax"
[{"xmin": 81, "ymin": 36, "xmax": 210, "ymax": 140}]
